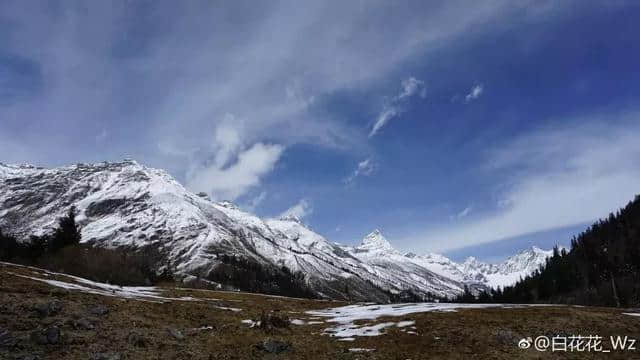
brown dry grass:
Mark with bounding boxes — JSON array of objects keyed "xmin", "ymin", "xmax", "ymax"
[{"xmin": 1, "ymin": 262, "xmax": 640, "ymax": 359}]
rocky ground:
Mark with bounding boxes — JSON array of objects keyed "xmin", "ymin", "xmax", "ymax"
[{"xmin": 1, "ymin": 262, "xmax": 640, "ymax": 359}]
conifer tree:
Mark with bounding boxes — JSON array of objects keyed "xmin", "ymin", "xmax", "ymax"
[{"xmin": 49, "ymin": 206, "xmax": 81, "ymax": 252}]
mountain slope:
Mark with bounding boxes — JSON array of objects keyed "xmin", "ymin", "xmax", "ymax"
[
  {"xmin": 0, "ymin": 160, "xmax": 464, "ymax": 301},
  {"xmin": 342, "ymin": 230, "xmax": 466, "ymax": 300}
]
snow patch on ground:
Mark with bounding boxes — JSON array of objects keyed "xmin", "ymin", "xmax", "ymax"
[
  {"xmin": 241, "ymin": 320, "xmax": 260, "ymax": 328},
  {"xmin": 396, "ymin": 320, "xmax": 415, "ymax": 328},
  {"xmin": 327, "ymin": 322, "xmax": 397, "ymax": 338},
  {"xmin": 12, "ymin": 273, "xmax": 197, "ymax": 303},
  {"xmin": 623, "ymin": 313, "xmax": 640, "ymax": 317},
  {"xmin": 4, "ymin": 263, "xmax": 241, "ymax": 311},
  {"xmin": 306, "ymin": 302, "xmax": 539, "ymax": 339},
  {"xmin": 337, "ymin": 337, "xmax": 355, "ymax": 342},
  {"xmin": 213, "ymin": 306, "xmax": 242, "ymax": 312}
]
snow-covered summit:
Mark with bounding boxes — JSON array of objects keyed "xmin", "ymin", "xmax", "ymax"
[
  {"xmin": 278, "ymin": 214, "xmax": 305, "ymax": 225},
  {"xmin": 357, "ymin": 229, "xmax": 394, "ymax": 252},
  {"xmin": 407, "ymin": 245, "xmax": 557, "ymax": 289}
]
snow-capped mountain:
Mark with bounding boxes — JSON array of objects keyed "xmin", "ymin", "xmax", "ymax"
[
  {"xmin": 342, "ymin": 229, "xmax": 556, "ymax": 290},
  {"xmin": 407, "ymin": 247, "xmax": 555, "ymax": 289},
  {"xmin": 356, "ymin": 229, "xmax": 395, "ymax": 252},
  {"xmin": 340, "ymin": 228, "xmax": 555, "ymax": 291},
  {"xmin": 0, "ymin": 160, "xmax": 464, "ymax": 301},
  {"xmin": 342, "ymin": 230, "xmax": 467, "ymax": 299}
]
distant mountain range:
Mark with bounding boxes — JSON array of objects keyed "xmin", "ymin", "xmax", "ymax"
[
  {"xmin": 0, "ymin": 160, "xmax": 554, "ymax": 301},
  {"xmin": 343, "ymin": 229, "xmax": 554, "ymax": 290}
]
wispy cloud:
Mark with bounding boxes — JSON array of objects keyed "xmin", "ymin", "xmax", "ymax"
[
  {"xmin": 242, "ymin": 191, "xmax": 268, "ymax": 212},
  {"xmin": 344, "ymin": 158, "xmax": 376, "ymax": 185},
  {"xmin": 399, "ymin": 77, "xmax": 427, "ymax": 100},
  {"xmin": 402, "ymin": 111, "xmax": 640, "ymax": 253},
  {"xmin": 279, "ymin": 198, "xmax": 313, "ymax": 220},
  {"xmin": 456, "ymin": 206, "xmax": 472, "ymax": 218},
  {"xmin": 464, "ymin": 84, "xmax": 484, "ymax": 103},
  {"xmin": 0, "ymin": 1, "xmax": 571, "ymax": 223},
  {"xmin": 369, "ymin": 77, "xmax": 425, "ymax": 137}
]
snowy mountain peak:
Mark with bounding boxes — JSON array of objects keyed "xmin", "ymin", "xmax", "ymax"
[
  {"xmin": 279, "ymin": 214, "xmax": 304, "ymax": 224},
  {"xmin": 499, "ymin": 246, "xmax": 555, "ymax": 275},
  {"xmin": 464, "ymin": 256, "xmax": 478, "ymax": 265},
  {"xmin": 358, "ymin": 229, "xmax": 394, "ymax": 252},
  {"xmin": 218, "ymin": 200, "xmax": 239, "ymax": 209}
]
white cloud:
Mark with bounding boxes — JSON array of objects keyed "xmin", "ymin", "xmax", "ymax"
[
  {"xmin": 464, "ymin": 84, "xmax": 484, "ymax": 102},
  {"xmin": 279, "ymin": 198, "xmax": 313, "ymax": 220},
  {"xmin": 211, "ymin": 114, "xmax": 244, "ymax": 168},
  {"xmin": 399, "ymin": 77, "xmax": 426, "ymax": 99},
  {"xmin": 186, "ymin": 142, "xmax": 284, "ymax": 201},
  {"xmin": 456, "ymin": 206, "xmax": 472, "ymax": 218},
  {"xmin": 369, "ymin": 77, "xmax": 426, "ymax": 137},
  {"xmin": 344, "ymin": 158, "xmax": 376, "ymax": 184},
  {"xmin": 402, "ymin": 112, "xmax": 640, "ymax": 253},
  {"xmin": 369, "ymin": 108, "xmax": 400, "ymax": 138}
]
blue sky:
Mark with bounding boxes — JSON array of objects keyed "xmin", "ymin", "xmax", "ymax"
[{"xmin": 2, "ymin": 1, "xmax": 640, "ymax": 261}]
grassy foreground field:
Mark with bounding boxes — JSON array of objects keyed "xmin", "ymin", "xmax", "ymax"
[{"xmin": 1, "ymin": 262, "xmax": 639, "ymax": 360}]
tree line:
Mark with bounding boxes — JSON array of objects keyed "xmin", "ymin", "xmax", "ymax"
[
  {"xmin": 1, "ymin": 207, "xmax": 81, "ymax": 262},
  {"xmin": 1, "ymin": 207, "xmax": 169, "ymax": 286},
  {"xmin": 455, "ymin": 195, "xmax": 640, "ymax": 307}
]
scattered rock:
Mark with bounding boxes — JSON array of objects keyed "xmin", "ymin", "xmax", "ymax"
[
  {"xmin": 18, "ymin": 356, "xmax": 40, "ymax": 360},
  {"xmin": 72, "ymin": 318, "xmax": 95, "ymax": 331},
  {"xmin": 256, "ymin": 339, "xmax": 290, "ymax": 354},
  {"xmin": 34, "ymin": 300, "xmax": 63, "ymax": 318},
  {"xmin": 88, "ymin": 305, "xmax": 109, "ymax": 316},
  {"xmin": 167, "ymin": 328, "xmax": 185, "ymax": 341},
  {"xmin": 258, "ymin": 312, "xmax": 290, "ymax": 331},
  {"xmin": 30, "ymin": 331, "xmax": 48, "ymax": 345},
  {"xmin": 30, "ymin": 326, "xmax": 61, "ymax": 345},
  {"xmin": 91, "ymin": 353, "xmax": 121, "ymax": 360},
  {"xmin": 0, "ymin": 327, "xmax": 17, "ymax": 347},
  {"xmin": 495, "ymin": 329, "xmax": 520, "ymax": 345},
  {"xmin": 40, "ymin": 317, "xmax": 57, "ymax": 327},
  {"xmin": 128, "ymin": 331, "xmax": 146, "ymax": 347},
  {"xmin": 45, "ymin": 326, "xmax": 61, "ymax": 344}
]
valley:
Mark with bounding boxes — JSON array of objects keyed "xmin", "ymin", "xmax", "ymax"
[{"xmin": 2, "ymin": 261, "xmax": 639, "ymax": 359}]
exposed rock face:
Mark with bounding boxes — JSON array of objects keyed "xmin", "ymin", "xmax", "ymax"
[{"xmin": 0, "ymin": 161, "xmax": 465, "ymax": 301}]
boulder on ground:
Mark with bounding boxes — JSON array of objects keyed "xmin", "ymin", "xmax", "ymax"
[
  {"xmin": 256, "ymin": 339, "xmax": 290, "ymax": 354},
  {"xmin": 88, "ymin": 305, "xmax": 109, "ymax": 316},
  {"xmin": 34, "ymin": 300, "xmax": 63, "ymax": 318}
]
